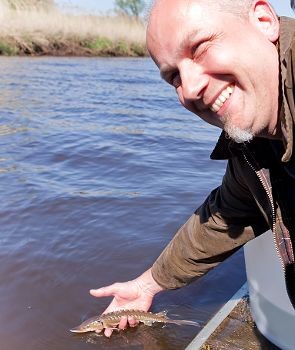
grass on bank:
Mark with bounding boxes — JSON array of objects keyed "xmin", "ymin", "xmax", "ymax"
[{"xmin": 0, "ymin": 1, "xmax": 147, "ymax": 56}]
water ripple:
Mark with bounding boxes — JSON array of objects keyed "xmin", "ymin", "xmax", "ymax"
[{"xmin": 0, "ymin": 57, "xmax": 233, "ymax": 350}]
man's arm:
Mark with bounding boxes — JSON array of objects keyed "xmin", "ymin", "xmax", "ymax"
[
  {"xmin": 91, "ymin": 157, "xmax": 268, "ymax": 335},
  {"xmin": 151, "ymin": 157, "xmax": 269, "ymax": 289}
]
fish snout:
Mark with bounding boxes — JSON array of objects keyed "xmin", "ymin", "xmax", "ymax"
[{"xmin": 69, "ymin": 326, "xmax": 86, "ymax": 333}]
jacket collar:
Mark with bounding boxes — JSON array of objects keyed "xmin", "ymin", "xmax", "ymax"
[
  {"xmin": 211, "ymin": 16, "xmax": 295, "ymax": 162},
  {"xmin": 279, "ymin": 16, "xmax": 295, "ymax": 162}
]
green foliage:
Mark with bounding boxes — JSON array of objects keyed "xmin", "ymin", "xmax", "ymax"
[
  {"xmin": 130, "ymin": 42, "xmax": 146, "ymax": 56},
  {"xmin": 81, "ymin": 37, "xmax": 146, "ymax": 57},
  {"xmin": 82, "ymin": 37, "xmax": 112, "ymax": 53},
  {"xmin": 0, "ymin": 40, "xmax": 19, "ymax": 55},
  {"xmin": 113, "ymin": 40, "xmax": 128, "ymax": 55},
  {"xmin": 114, "ymin": 0, "xmax": 145, "ymax": 18}
]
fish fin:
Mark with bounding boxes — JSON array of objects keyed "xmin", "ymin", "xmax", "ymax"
[
  {"xmin": 143, "ymin": 320, "xmax": 154, "ymax": 327},
  {"xmin": 103, "ymin": 321, "xmax": 119, "ymax": 329},
  {"xmin": 155, "ymin": 310, "xmax": 168, "ymax": 318}
]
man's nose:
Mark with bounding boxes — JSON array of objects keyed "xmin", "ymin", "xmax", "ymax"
[{"xmin": 179, "ymin": 60, "xmax": 208, "ymax": 101}]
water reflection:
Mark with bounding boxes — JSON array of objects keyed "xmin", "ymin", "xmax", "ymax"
[{"xmin": 0, "ymin": 124, "xmax": 29, "ymax": 136}]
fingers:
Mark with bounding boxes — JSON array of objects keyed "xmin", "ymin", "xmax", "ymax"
[
  {"xmin": 102, "ymin": 316, "xmax": 138, "ymax": 337},
  {"xmin": 103, "ymin": 316, "xmax": 127, "ymax": 338},
  {"xmin": 128, "ymin": 316, "xmax": 139, "ymax": 328},
  {"xmin": 104, "ymin": 328, "xmax": 113, "ymax": 338},
  {"xmin": 118, "ymin": 316, "xmax": 128, "ymax": 330}
]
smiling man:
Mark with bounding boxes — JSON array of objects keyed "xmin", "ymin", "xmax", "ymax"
[
  {"xmin": 90, "ymin": 0, "xmax": 295, "ymax": 337},
  {"xmin": 147, "ymin": 0, "xmax": 281, "ymax": 143}
]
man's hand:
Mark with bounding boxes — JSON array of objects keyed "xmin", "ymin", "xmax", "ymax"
[{"xmin": 90, "ymin": 268, "xmax": 164, "ymax": 337}]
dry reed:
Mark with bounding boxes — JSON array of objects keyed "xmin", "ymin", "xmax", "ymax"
[{"xmin": 0, "ymin": 1, "xmax": 147, "ymax": 56}]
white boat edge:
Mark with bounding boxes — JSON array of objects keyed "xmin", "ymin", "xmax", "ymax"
[{"xmin": 185, "ymin": 282, "xmax": 248, "ymax": 350}]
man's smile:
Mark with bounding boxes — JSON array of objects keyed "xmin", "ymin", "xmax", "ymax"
[{"xmin": 210, "ymin": 85, "xmax": 234, "ymax": 113}]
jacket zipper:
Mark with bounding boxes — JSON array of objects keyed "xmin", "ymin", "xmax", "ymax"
[{"xmin": 242, "ymin": 152, "xmax": 285, "ymax": 270}]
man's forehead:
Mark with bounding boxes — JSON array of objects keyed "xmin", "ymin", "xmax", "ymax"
[
  {"xmin": 151, "ymin": 0, "xmax": 211, "ymax": 12},
  {"xmin": 149, "ymin": 0, "xmax": 213, "ymax": 41},
  {"xmin": 150, "ymin": 0, "xmax": 220, "ymax": 28},
  {"xmin": 147, "ymin": 0, "xmax": 215, "ymax": 63}
]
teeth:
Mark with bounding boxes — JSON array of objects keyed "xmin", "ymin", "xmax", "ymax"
[
  {"xmin": 221, "ymin": 90, "xmax": 230, "ymax": 99},
  {"xmin": 210, "ymin": 85, "xmax": 234, "ymax": 112},
  {"xmin": 219, "ymin": 95, "xmax": 227, "ymax": 103}
]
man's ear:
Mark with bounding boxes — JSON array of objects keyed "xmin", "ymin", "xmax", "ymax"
[{"xmin": 250, "ymin": 0, "xmax": 279, "ymax": 42}]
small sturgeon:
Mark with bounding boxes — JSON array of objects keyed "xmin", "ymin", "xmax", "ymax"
[{"xmin": 70, "ymin": 309, "xmax": 199, "ymax": 333}]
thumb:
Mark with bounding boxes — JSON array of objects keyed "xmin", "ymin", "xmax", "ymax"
[{"xmin": 89, "ymin": 283, "xmax": 120, "ymax": 297}]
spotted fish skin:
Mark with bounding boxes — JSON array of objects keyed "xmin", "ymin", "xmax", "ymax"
[{"xmin": 70, "ymin": 309, "xmax": 200, "ymax": 333}]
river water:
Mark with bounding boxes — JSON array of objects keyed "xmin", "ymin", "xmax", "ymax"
[{"xmin": 0, "ymin": 57, "xmax": 246, "ymax": 350}]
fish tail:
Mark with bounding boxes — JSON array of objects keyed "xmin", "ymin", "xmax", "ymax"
[{"xmin": 167, "ymin": 319, "xmax": 200, "ymax": 327}]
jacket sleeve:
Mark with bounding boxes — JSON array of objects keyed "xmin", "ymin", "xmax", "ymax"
[{"xmin": 151, "ymin": 157, "xmax": 269, "ymax": 290}]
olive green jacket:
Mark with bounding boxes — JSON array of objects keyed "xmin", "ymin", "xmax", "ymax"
[{"xmin": 151, "ymin": 17, "xmax": 295, "ymax": 305}]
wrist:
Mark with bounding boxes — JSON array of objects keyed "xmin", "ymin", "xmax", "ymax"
[{"xmin": 135, "ymin": 268, "xmax": 165, "ymax": 297}]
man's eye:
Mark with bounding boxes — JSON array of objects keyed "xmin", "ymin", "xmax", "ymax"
[
  {"xmin": 192, "ymin": 42, "xmax": 209, "ymax": 60},
  {"xmin": 192, "ymin": 34, "xmax": 217, "ymax": 60}
]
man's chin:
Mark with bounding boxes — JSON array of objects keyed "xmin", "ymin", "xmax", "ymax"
[{"xmin": 224, "ymin": 124, "xmax": 254, "ymax": 143}]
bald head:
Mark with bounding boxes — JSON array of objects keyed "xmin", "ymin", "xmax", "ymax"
[
  {"xmin": 149, "ymin": 0, "xmax": 254, "ymax": 18},
  {"xmin": 147, "ymin": 0, "xmax": 255, "ymax": 52}
]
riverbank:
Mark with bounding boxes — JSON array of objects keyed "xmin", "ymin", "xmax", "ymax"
[{"xmin": 0, "ymin": 4, "xmax": 147, "ymax": 56}]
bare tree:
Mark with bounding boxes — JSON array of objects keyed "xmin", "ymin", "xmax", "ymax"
[{"xmin": 114, "ymin": 0, "xmax": 145, "ymax": 18}]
